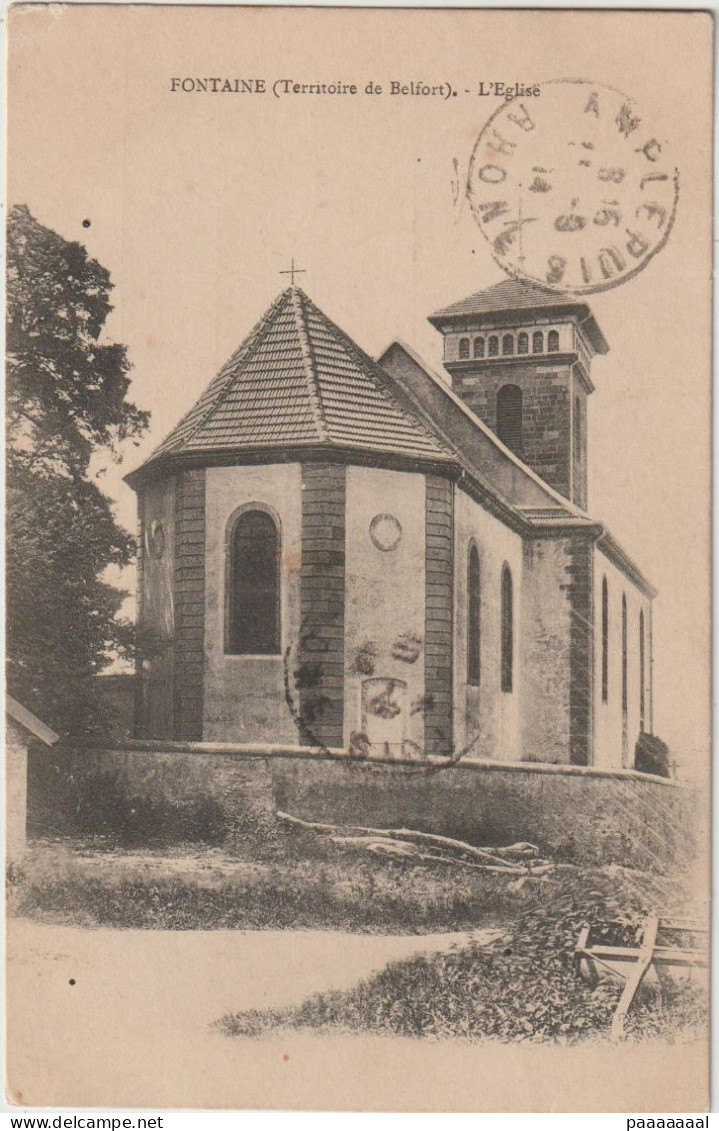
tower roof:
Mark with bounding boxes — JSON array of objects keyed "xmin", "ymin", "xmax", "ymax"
[
  {"xmin": 428, "ymin": 279, "xmax": 608, "ymax": 354},
  {"xmin": 129, "ymin": 287, "xmax": 454, "ymax": 483}
]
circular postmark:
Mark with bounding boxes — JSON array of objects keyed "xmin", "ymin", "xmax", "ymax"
[{"xmin": 467, "ymin": 79, "xmax": 679, "ymax": 294}]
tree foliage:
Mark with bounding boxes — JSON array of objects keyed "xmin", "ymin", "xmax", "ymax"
[{"xmin": 6, "ymin": 205, "xmax": 149, "ymax": 735}]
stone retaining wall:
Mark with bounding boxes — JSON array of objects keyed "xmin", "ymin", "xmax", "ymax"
[{"xmin": 27, "ymin": 741, "xmax": 700, "ymax": 871}]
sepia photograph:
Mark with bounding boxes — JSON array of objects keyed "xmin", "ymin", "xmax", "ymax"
[{"xmin": 4, "ymin": 4, "xmax": 712, "ymax": 1113}]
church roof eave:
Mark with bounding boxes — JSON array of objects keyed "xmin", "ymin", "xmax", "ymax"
[
  {"xmin": 595, "ymin": 530, "xmax": 658, "ymax": 599},
  {"xmin": 123, "ymin": 440, "xmax": 460, "ymax": 492}
]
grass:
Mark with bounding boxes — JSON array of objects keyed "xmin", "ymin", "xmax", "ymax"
[
  {"xmin": 10, "ymin": 828, "xmax": 707, "ymax": 1046},
  {"xmin": 9, "ymin": 833, "xmax": 563, "ymax": 933},
  {"xmin": 217, "ymin": 867, "xmax": 708, "ymax": 1045}
]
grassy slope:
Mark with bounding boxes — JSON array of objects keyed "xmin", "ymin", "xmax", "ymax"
[
  {"xmin": 218, "ymin": 867, "xmax": 707, "ymax": 1045},
  {"xmin": 10, "ymin": 832, "xmax": 707, "ymax": 1045},
  {"xmin": 8, "ymin": 833, "xmax": 598, "ymax": 933}
]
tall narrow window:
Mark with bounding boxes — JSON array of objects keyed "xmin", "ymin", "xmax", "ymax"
[
  {"xmin": 467, "ymin": 544, "xmax": 481, "ymax": 686},
  {"xmin": 496, "ymin": 384, "xmax": 523, "ymax": 456},
  {"xmin": 621, "ymin": 594, "xmax": 628, "ymax": 715},
  {"xmin": 548, "ymin": 329, "xmax": 560, "ymax": 352},
  {"xmin": 517, "ymin": 332, "xmax": 529, "ymax": 355},
  {"xmin": 488, "ymin": 335, "xmax": 499, "ymax": 357},
  {"xmin": 601, "ymin": 576, "xmax": 609, "ymax": 703},
  {"xmin": 639, "ymin": 609, "xmax": 646, "ymax": 730},
  {"xmin": 574, "ymin": 395, "xmax": 582, "ymax": 462},
  {"xmin": 473, "ymin": 336, "xmax": 484, "ymax": 358},
  {"xmin": 227, "ymin": 509, "xmax": 281, "ymax": 655},
  {"xmin": 532, "ymin": 330, "xmax": 544, "ymax": 353},
  {"xmin": 501, "ymin": 565, "xmax": 513, "ymax": 692},
  {"xmin": 459, "ymin": 337, "xmax": 470, "ymax": 359},
  {"xmin": 502, "ymin": 333, "xmax": 514, "ymax": 356}
]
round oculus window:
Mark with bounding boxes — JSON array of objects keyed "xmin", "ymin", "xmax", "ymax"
[{"xmin": 369, "ymin": 513, "xmax": 402, "ymax": 552}]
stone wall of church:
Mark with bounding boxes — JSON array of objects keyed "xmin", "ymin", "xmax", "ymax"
[
  {"xmin": 203, "ymin": 463, "xmax": 302, "ymax": 744},
  {"xmin": 344, "ymin": 466, "xmax": 426, "ymax": 757},
  {"xmin": 424, "ymin": 476, "xmax": 454, "ymax": 755},
  {"xmin": 521, "ymin": 537, "xmax": 573, "ymax": 764},
  {"xmin": 521, "ymin": 533, "xmax": 594, "ymax": 766},
  {"xmin": 567, "ymin": 535, "xmax": 594, "ymax": 765},
  {"xmin": 453, "ymin": 361, "xmax": 574, "ymax": 501},
  {"xmin": 173, "ymin": 469, "xmax": 206, "ymax": 740},
  {"xmin": 299, "ymin": 462, "xmax": 346, "ymax": 749},
  {"xmin": 136, "ymin": 475, "xmax": 176, "ymax": 739},
  {"xmin": 138, "ymin": 477, "xmax": 176, "ymax": 642},
  {"xmin": 453, "ymin": 486, "xmax": 523, "ymax": 761},
  {"xmin": 594, "ymin": 547, "xmax": 653, "ymax": 770},
  {"xmin": 571, "ymin": 378, "xmax": 589, "ymax": 510}
]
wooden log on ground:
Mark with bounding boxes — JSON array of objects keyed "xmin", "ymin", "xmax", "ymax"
[
  {"xmin": 275, "ymin": 811, "xmax": 531, "ymax": 872},
  {"xmin": 327, "ymin": 834, "xmax": 531, "ymax": 873},
  {"xmin": 489, "ymin": 842, "xmax": 541, "ymax": 859}
]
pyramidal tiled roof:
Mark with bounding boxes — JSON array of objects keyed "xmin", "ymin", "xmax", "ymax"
[
  {"xmin": 429, "ymin": 279, "xmax": 578, "ymax": 320},
  {"xmin": 139, "ymin": 287, "xmax": 453, "ymax": 472},
  {"xmin": 428, "ymin": 279, "xmax": 608, "ymax": 353}
]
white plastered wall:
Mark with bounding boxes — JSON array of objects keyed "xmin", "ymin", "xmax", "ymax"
[
  {"xmin": 344, "ymin": 466, "xmax": 426, "ymax": 755},
  {"xmin": 593, "ymin": 546, "xmax": 652, "ymax": 769},
  {"xmin": 453, "ymin": 486, "xmax": 523, "ymax": 761},
  {"xmin": 204, "ymin": 463, "xmax": 302, "ymax": 743}
]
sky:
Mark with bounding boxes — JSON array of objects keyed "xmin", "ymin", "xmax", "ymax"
[{"xmin": 8, "ymin": 6, "xmax": 712, "ymax": 778}]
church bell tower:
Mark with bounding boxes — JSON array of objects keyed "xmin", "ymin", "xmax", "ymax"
[{"xmin": 428, "ymin": 280, "xmax": 609, "ymax": 510}]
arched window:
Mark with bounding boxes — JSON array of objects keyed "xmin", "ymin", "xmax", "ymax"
[
  {"xmin": 601, "ymin": 576, "xmax": 609, "ymax": 703},
  {"xmin": 496, "ymin": 384, "xmax": 523, "ymax": 456},
  {"xmin": 502, "ymin": 334, "xmax": 514, "ymax": 356},
  {"xmin": 517, "ymin": 332, "xmax": 529, "ymax": 355},
  {"xmin": 473, "ymin": 336, "xmax": 484, "ymax": 358},
  {"xmin": 532, "ymin": 330, "xmax": 544, "ymax": 353},
  {"xmin": 548, "ymin": 330, "xmax": 560, "ymax": 352},
  {"xmin": 488, "ymin": 335, "xmax": 499, "ymax": 357},
  {"xmin": 621, "ymin": 594, "xmax": 628, "ymax": 715},
  {"xmin": 639, "ymin": 609, "xmax": 645, "ymax": 731},
  {"xmin": 501, "ymin": 565, "xmax": 513, "ymax": 693},
  {"xmin": 459, "ymin": 337, "xmax": 470, "ymax": 359},
  {"xmin": 467, "ymin": 544, "xmax": 481, "ymax": 686},
  {"xmin": 574, "ymin": 395, "xmax": 582, "ymax": 462},
  {"xmin": 227, "ymin": 509, "xmax": 281, "ymax": 655}
]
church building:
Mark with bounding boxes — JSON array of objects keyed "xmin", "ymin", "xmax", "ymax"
[{"xmin": 125, "ymin": 279, "xmax": 655, "ymax": 769}]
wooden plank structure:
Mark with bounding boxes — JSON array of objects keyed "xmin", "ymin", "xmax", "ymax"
[{"xmin": 575, "ymin": 916, "xmax": 708, "ymax": 1040}]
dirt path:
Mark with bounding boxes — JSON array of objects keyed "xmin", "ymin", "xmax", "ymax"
[
  {"xmin": 6, "ymin": 916, "xmax": 501, "ymax": 1107},
  {"xmin": 6, "ymin": 917, "xmax": 706, "ymax": 1111}
]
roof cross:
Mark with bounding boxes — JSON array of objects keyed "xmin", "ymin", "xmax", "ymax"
[{"xmin": 280, "ymin": 258, "xmax": 306, "ymax": 287}]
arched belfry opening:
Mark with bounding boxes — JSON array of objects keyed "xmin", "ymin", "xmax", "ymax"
[{"xmin": 496, "ymin": 384, "xmax": 523, "ymax": 457}]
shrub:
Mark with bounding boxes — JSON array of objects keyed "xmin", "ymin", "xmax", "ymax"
[{"xmin": 635, "ymin": 733, "xmax": 671, "ymax": 778}]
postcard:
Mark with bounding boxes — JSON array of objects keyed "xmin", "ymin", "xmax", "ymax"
[{"xmin": 5, "ymin": 5, "xmax": 712, "ymax": 1111}]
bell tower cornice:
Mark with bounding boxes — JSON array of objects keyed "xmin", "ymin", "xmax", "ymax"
[{"xmin": 444, "ymin": 352, "xmax": 595, "ymax": 396}]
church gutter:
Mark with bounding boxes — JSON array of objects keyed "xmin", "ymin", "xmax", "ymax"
[
  {"xmin": 126, "ymin": 442, "xmax": 605, "ymax": 545},
  {"xmin": 123, "ymin": 443, "xmax": 460, "ymax": 491},
  {"xmin": 596, "ymin": 531, "xmax": 657, "ymax": 599}
]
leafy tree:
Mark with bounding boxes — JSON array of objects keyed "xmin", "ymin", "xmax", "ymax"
[{"xmin": 6, "ymin": 204, "xmax": 149, "ymax": 735}]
